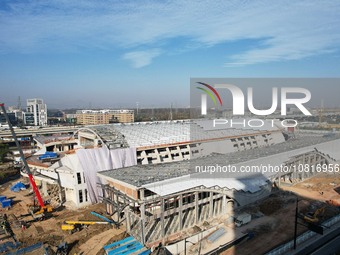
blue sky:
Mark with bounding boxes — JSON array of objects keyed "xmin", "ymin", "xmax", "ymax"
[{"xmin": 1, "ymin": 0, "xmax": 340, "ymax": 109}]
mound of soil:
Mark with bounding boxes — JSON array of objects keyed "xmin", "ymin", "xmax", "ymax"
[{"xmin": 259, "ymin": 197, "xmax": 283, "ymax": 215}]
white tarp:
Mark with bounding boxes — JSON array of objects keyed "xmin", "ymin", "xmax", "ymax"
[{"xmin": 76, "ymin": 147, "xmax": 136, "ymax": 203}]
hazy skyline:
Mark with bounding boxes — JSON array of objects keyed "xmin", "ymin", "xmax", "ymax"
[{"xmin": 1, "ymin": 1, "xmax": 340, "ymax": 109}]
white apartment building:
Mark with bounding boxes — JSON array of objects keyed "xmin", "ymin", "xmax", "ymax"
[{"xmin": 26, "ymin": 98, "xmax": 48, "ymax": 126}]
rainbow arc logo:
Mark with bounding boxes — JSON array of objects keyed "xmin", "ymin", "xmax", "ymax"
[{"xmin": 196, "ymin": 82, "xmax": 223, "ymax": 115}]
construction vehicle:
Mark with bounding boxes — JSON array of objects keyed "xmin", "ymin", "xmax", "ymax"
[
  {"xmin": 19, "ymin": 209, "xmax": 45, "ymax": 222},
  {"xmin": 61, "ymin": 223, "xmax": 81, "ymax": 234},
  {"xmin": 61, "ymin": 220, "xmax": 110, "ymax": 234},
  {"xmin": 303, "ymin": 207, "xmax": 325, "ymax": 223},
  {"xmin": 234, "ymin": 213, "xmax": 251, "ymax": 227},
  {"xmin": 0, "ymin": 103, "xmax": 52, "ymax": 215}
]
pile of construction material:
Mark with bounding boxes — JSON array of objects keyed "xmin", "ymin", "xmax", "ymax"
[{"xmin": 47, "ymin": 184, "xmax": 62, "ymax": 207}]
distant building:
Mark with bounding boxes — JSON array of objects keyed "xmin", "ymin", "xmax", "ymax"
[
  {"xmin": 0, "ymin": 111, "xmax": 17, "ymax": 125},
  {"xmin": 65, "ymin": 114, "xmax": 77, "ymax": 124},
  {"xmin": 8, "ymin": 106, "xmax": 23, "ymax": 120},
  {"xmin": 23, "ymin": 112, "xmax": 35, "ymax": 126},
  {"xmin": 0, "ymin": 106, "xmax": 21, "ymax": 126},
  {"xmin": 25, "ymin": 98, "xmax": 48, "ymax": 126},
  {"xmin": 76, "ymin": 109, "xmax": 134, "ymax": 125}
]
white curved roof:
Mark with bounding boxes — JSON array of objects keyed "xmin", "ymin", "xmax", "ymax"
[{"xmin": 88, "ymin": 119, "xmax": 283, "ymax": 149}]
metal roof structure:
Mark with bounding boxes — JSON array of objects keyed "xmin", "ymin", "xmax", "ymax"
[
  {"xmin": 98, "ymin": 135, "xmax": 340, "ymax": 195},
  {"xmin": 83, "ymin": 119, "xmax": 283, "ymax": 149}
]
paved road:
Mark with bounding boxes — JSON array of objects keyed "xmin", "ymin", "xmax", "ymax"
[
  {"xmin": 0, "ymin": 126, "xmax": 79, "ymax": 138},
  {"xmin": 295, "ymin": 225, "xmax": 340, "ymax": 255},
  {"xmin": 310, "ymin": 235, "xmax": 340, "ymax": 255}
]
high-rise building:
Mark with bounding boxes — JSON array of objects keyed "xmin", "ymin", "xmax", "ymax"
[
  {"xmin": 26, "ymin": 98, "xmax": 48, "ymax": 126},
  {"xmin": 76, "ymin": 109, "xmax": 134, "ymax": 125}
]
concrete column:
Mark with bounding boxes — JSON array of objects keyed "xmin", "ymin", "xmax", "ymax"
[
  {"xmin": 140, "ymin": 189, "xmax": 146, "ymax": 245},
  {"xmin": 126, "ymin": 210, "xmax": 131, "ymax": 232},
  {"xmin": 177, "ymin": 146, "xmax": 184, "ymax": 160},
  {"xmin": 195, "ymin": 192, "xmax": 199, "ymax": 224},
  {"xmin": 161, "ymin": 198, "xmax": 165, "ymax": 238},
  {"xmin": 111, "ymin": 190, "xmax": 115, "ymax": 215},
  {"xmin": 42, "ymin": 181, "xmax": 48, "ymax": 196},
  {"xmin": 115, "ymin": 190, "xmax": 120, "ymax": 222},
  {"xmin": 209, "ymin": 192, "xmax": 214, "ymax": 217},
  {"xmin": 217, "ymin": 198, "xmax": 222, "ymax": 215},
  {"xmin": 155, "ymin": 149, "xmax": 161, "ymax": 164},
  {"xmin": 166, "ymin": 147, "xmax": 172, "ymax": 161},
  {"xmin": 179, "ymin": 194, "xmax": 183, "ymax": 230},
  {"xmin": 59, "ymin": 186, "xmax": 63, "ymax": 203},
  {"xmin": 222, "ymin": 194, "xmax": 227, "ymax": 214}
]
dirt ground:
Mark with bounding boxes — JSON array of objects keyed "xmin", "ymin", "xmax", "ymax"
[
  {"xmin": 0, "ymin": 175, "xmax": 126, "ymax": 255},
  {"xmin": 2, "ymin": 172, "xmax": 340, "ymax": 254},
  {"xmin": 221, "ymin": 173, "xmax": 340, "ymax": 255},
  {"xmin": 0, "ymin": 163, "xmax": 19, "ymax": 185}
]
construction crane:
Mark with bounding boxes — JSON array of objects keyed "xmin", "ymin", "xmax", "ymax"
[{"xmin": 0, "ymin": 103, "xmax": 52, "ymax": 214}]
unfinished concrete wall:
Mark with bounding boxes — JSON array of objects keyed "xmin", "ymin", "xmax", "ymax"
[
  {"xmin": 137, "ymin": 144, "xmax": 191, "ymax": 165},
  {"xmin": 125, "ymin": 189, "xmax": 239, "ymax": 246},
  {"xmin": 277, "ymin": 149, "xmax": 335, "ymax": 185},
  {"xmin": 106, "ymin": 180, "xmax": 138, "ymax": 200},
  {"xmin": 224, "ymin": 183, "xmax": 272, "ymax": 207}
]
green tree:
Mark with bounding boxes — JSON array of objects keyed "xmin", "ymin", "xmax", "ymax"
[{"xmin": 0, "ymin": 143, "xmax": 9, "ymax": 163}]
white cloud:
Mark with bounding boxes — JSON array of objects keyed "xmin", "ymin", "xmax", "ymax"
[
  {"xmin": 123, "ymin": 49, "xmax": 161, "ymax": 68},
  {"xmin": 0, "ymin": 1, "xmax": 340, "ymax": 66}
]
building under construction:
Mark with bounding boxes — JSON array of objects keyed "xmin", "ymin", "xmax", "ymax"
[
  {"xmin": 1, "ymin": 113, "xmax": 337, "ymax": 251},
  {"xmin": 96, "ymin": 136, "xmax": 340, "ymax": 246},
  {"xmin": 17, "ymin": 118, "xmax": 340, "ymax": 248},
  {"xmin": 23, "ymin": 119, "xmax": 284, "ymax": 209}
]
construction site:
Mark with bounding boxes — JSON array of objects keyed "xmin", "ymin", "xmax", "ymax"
[
  {"xmin": 1, "ymin": 169, "xmax": 340, "ymax": 254},
  {"xmin": 1, "ymin": 102, "xmax": 340, "ymax": 254}
]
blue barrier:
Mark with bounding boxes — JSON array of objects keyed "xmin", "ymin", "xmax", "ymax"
[
  {"xmin": 107, "ymin": 241, "xmax": 139, "ymax": 255},
  {"xmin": 105, "ymin": 236, "xmax": 144, "ymax": 255},
  {"xmin": 116, "ymin": 243, "xmax": 143, "ymax": 255},
  {"xmin": 104, "ymin": 236, "xmax": 134, "ymax": 251},
  {"xmin": 5, "ymin": 242, "xmax": 43, "ymax": 255},
  {"xmin": 0, "ymin": 242, "xmax": 18, "ymax": 253}
]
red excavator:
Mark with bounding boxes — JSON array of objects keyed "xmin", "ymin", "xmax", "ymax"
[{"xmin": 0, "ymin": 103, "xmax": 52, "ymax": 214}]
